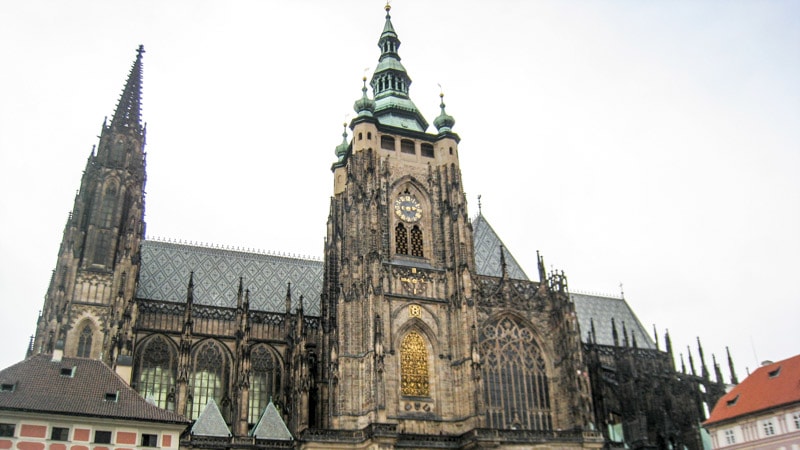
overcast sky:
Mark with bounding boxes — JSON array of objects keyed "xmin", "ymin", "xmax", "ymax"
[{"xmin": 0, "ymin": 1, "xmax": 797, "ymax": 379}]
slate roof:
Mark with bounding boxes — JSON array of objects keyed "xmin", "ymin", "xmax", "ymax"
[
  {"xmin": 191, "ymin": 399, "xmax": 230, "ymax": 437},
  {"xmin": 704, "ymin": 353, "xmax": 800, "ymax": 426},
  {"xmin": 571, "ymin": 293, "xmax": 655, "ymax": 348},
  {"xmin": 472, "ymin": 214, "xmax": 529, "ymax": 281},
  {"xmin": 251, "ymin": 400, "xmax": 293, "ymax": 440},
  {"xmin": 0, "ymin": 355, "xmax": 188, "ymax": 424},
  {"xmin": 136, "ymin": 240, "xmax": 323, "ymax": 315}
]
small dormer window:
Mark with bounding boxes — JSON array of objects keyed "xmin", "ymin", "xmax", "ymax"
[
  {"xmin": 768, "ymin": 366, "xmax": 781, "ymax": 378},
  {"xmin": 60, "ymin": 367, "xmax": 76, "ymax": 377},
  {"xmin": 726, "ymin": 394, "xmax": 739, "ymax": 406},
  {"xmin": 104, "ymin": 391, "xmax": 119, "ymax": 402},
  {"xmin": 0, "ymin": 383, "xmax": 15, "ymax": 392}
]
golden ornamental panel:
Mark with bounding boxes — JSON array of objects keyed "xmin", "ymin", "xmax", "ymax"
[{"xmin": 400, "ymin": 331, "xmax": 430, "ymax": 397}]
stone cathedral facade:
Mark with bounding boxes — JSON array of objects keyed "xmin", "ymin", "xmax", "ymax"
[{"xmin": 29, "ymin": 6, "xmax": 733, "ymax": 450}]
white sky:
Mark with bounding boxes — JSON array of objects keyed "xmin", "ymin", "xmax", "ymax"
[{"xmin": 0, "ymin": 1, "xmax": 797, "ymax": 379}]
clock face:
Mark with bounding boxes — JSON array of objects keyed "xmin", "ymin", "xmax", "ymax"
[{"xmin": 394, "ymin": 194, "xmax": 422, "ymax": 222}]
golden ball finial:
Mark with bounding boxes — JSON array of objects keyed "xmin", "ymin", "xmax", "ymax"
[{"xmin": 385, "ymin": 1, "xmax": 391, "ymax": 12}]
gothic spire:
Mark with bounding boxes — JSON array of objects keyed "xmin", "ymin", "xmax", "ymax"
[
  {"xmin": 110, "ymin": 45, "xmax": 145, "ymax": 133},
  {"xmin": 727, "ymin": 346, "xmax": 739, "ymax": 384}
]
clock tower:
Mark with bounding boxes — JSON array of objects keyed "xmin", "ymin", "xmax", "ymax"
[{"xmin": 320, "ymin": 4, "xmax": 482, "ymax": 435}]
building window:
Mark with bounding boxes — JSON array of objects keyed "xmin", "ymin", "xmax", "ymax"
[
  {"xmin": 94, "ymin": 430, "xmax": 112, "ymax": 444},
  {"xmin": 381, "ymin": 135, "xmax": 395, "ymax": 150},
  {"xmin": 794, "ymin": 412, "xmax": 800, "ymax": 429},
  {"xmin": 77, "ymin": 324, "xmax": 93, "ymax": 358},
  {"xmin": 99, "ymin": 186, "xmax": 117, "ymax": 228},
  {"xmin": 400, "ymin": 331, "xmax": 429, "ymax": 397},
  {"xmin": 51, "ymin": 427, "xmax": 69, "ymax": 441},
  {"xmin": 763, "ymin": 420, "xmax": 775, "ymax": 436},
  {"xmin": 358, "ymin": 132, "xmax": 362, "ymax": 140},
  {"xmin": 136, "ymin": 335, "xmax": 177, "ymax": 411},
  {"xmin": 724, "ymin": 429, "xmax": 735, "ymax": 444},
  {"xmin": 480, "ymin": 316, "xmax": 552, "ymax": 431},
  {"xmin": 421, "ymin": 143, "xmax": 434, "ymax": 158},
  {"xmin": 0, "ymin": 383, "xmax": 14, "ymax": 392},
  {"xmin": 0, "ymin": 424, "xmax": 14, "ymax": 438},
  {"xmin": 141, "ymin": 433, "xmax": 158, "ymax": 447},
  {"xmin": 400, "ymin": 139, "xmax": 415, "ymax": 154},
  {"xmin": 190, "ymin": 340, "xmax": 228, "ymax": 420},
  {"xmin": 395, "ymin": 223, "xmax": 408, "ymax": 255},
  {"xmin": 249, "ymin": 345, "xmax": 280, "ymax": 424},
  {"xmin": 410, "ymin": 225, "xmax": 423, "ymax": 257}
]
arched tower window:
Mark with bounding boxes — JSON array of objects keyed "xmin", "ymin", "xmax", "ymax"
[
  {"xmin": 100, "ymin": 186, "xmax": 117, "ymax": 227},
  {"xmin": 248, "ymin": 345, "xmax": 281, "ymax": 424},
  {"xmin": 395, "ymin": 223, "xmax": 408, "ymax": 255},
  {"xmin": 410, "ymin": 225, "xmax": 423, "ymax": 257},
  {"xmin": 480, "ymin": 317, "xmax": 552, "ymax": 430},
  {"xmin": 400, "ymin": 331, "xmax": 429, "ymax": 397},
  {"xmin": 190, "ymin": 340, "xmax": 228, "ymax": 420},
  {"xmin": 135, "ymin": 335, "xmax": 177, "ymax": 410},
  {"xmin": 76, "ymin": 324, "xmax": 93, "ymax": 358}
]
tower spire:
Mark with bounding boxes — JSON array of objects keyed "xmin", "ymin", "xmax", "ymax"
[
  {"xmin": 368, "ymin": 3, "xmax": 428, "ymax": 131},
  {"xmin": 110, "ymin": 45, "xmax": 145, "ymax": 133},
  {"xmin": 727, "ymin": 346, "xmax": 739, "ymax": 384}
]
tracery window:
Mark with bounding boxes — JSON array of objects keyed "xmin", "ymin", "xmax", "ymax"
[
  {"xmin": 189, "ymin": 340, "xmax": 228, "ymax": 420},
  {"xmin": 248, "ymin": 345, "xmax": 280, "ymax": 423},
  {"xmin": 410, "ymin": 225, "xmax": 423, "ymax": 257},
  {"xmin": 76, "ymin": 324, "xmax": 92, "ymax": 358},
  {"xmin": 135, "ymin": 335, "xmax": 177, "ymax": 410},
  {"xmin": 480, "ymin": 317, "xmax": 552, "ymax": 430},
  {"xmin": 99, "ymin": 186, "xmax": 117, "ymax": 227},
  {"xmin": 400, "ymin": 331, "xmax": 429, "ymax": 397},
  {"xmin": 396, "ymin": 223, "xmax": 408, "ymax": 255}
]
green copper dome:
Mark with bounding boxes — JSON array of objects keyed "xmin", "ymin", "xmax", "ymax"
[
  {"xmin": 433, "ymin": 93, "xmax": 455, "ymax": 133},
  {"xmin": 353, "ymin": 77, "xmax": 375, "ymax": 117},
  {"xmin": 368, "ymin": 4, "xmax": 428, "ymax": 132}
]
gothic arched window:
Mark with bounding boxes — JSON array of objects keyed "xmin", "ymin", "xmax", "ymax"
[
  {"xmin": 410, "ymin": 225, "xmax": 423, "ymax": 257},
  {"xmin": 189, "ymin": 340, "xmax": 228, "ymax": 420},
  {"xmin": 480, "ymin": 317, "xmax": 552, "ymax": 430},
  {"xmin": 400, "ymin": 331, "xmax": 429, "ymax": 397},
  {"xmin": 248, "ymin": 345, "xmax": 281, "ymax": 424},
  {"xmin": 100, "ymin": 186, "xmax": 117, "ymax": 228},
  {"xmin": 396, "ymin": 223, "xmax": 408, "ymax": 255},
  {"xmin": 135, "ymin": 335, "xmax": 177, "ymax": 411},
  {"xmin": 76, "ymin": 324, "xmax": 92, "ymax": 358}
]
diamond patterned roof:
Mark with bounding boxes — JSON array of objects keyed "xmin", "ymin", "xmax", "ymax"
[
  {"xmin": 191, "ymin": 399, "xmax": 230, "ymax": 437},
  {"xmin": 570, "ymin": 293, "xmax": 655, "ymax": 348},
  {"xmin": 136, "ymin": 240, "xmax": 323, "ymax": 315},
  {"xmin": 251, "ymin": 400, "xmax": 293, "ymax": 440},
  {"xmin": 472, "ymin": 214, "xmax": 529, "ymax": 281}
]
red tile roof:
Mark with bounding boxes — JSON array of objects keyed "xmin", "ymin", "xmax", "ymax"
[
  {"xmin": 0, "ymin": 354, "xmax": 189, "ymax": 425},
  {"xmin": 705, "ymin": 353, "xmax": 800, "ymax": 426}
]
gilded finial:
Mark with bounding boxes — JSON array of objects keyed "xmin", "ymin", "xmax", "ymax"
[{"xmin": 385, "ymin": 0, "xmax": 391, "ymax": 13}]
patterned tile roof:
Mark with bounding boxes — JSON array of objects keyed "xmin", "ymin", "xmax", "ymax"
[
  {"xmin": 136, "ymin": 240, "xmax": 323, "ymax": 315},
  {"xmin": 570, "ymin": 293, "xmax": 655, "ymax": 348},
  {"xmin": 191, "ymin": 399, "xmax": 230, "ymax": 437},
  {"xmin": 0, "ymin": 355, "xmax": 189, "ymax": 424},
  {"xmin": 251, "ymin": 400, "xmax": 293, "ymax": 440},
  {"xmin": 472, "ymin": 214, "xmax": 529, "ymax": 281},
  {"xmin": 705, "ymin": 353, "xmax": 800, "ymax": 426}
]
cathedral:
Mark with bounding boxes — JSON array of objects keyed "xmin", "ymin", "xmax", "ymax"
[{"xmin": 29, "ymin": 5, "xmax": 734, "ymax": 449}]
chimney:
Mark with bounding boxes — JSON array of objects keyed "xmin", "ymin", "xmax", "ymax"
[
  {"xmin": 115, "ymin": 355, "xmax": 133, "ymax": 384},
  {"xmin": 52, "ymin": 339, "xmax": 64, "ymax": 362}
]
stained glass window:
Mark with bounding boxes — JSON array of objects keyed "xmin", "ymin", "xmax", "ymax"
[
  {"xmin": 76, "ymin": 324, "xmax": 92, "ymax": 358},
  {"xmin": 136, "ymin": 335, "xmax": 176, "ymax": 410},
  {"xmin": 400, "ymin": 331, "xmax": 429, "ymax": 397},
  {"xmin": 189, "ymin": 340, "xmax": 228, "ymax": 420},
  {"xmin": 248, "ymin": 345, "xmax": 280, "ymax": 423},
  {"xmin": 480, "ymin": 317, "xmax": 552, "ymax": 430}
]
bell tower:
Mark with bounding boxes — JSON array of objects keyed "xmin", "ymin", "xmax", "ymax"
[
  {"xmin": 321, "ymin": 5, "xmax": 482, "ymax": 436},
  {"xmin": 32, "ymin": 46, "xmax": 147, "ymax": 367}
]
